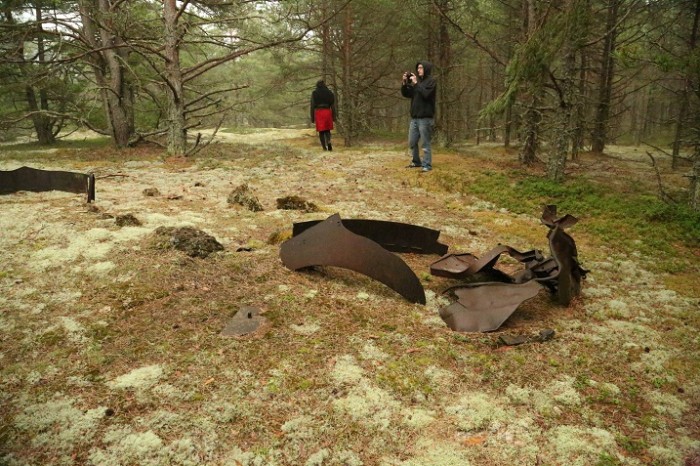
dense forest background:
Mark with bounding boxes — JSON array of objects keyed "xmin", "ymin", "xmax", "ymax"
[{"xmin": 1, "ymin": 0, "xmax": 698, "ymax": 206}]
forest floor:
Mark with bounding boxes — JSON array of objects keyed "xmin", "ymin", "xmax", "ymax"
[{"xmin": 0, "ymin": 128, "xmax": 698, "ymax": 466}]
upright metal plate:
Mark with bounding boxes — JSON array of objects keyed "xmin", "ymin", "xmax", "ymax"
[{"xmin": 0, "ymin": 166, "xmax": 95, "ymax": 203}]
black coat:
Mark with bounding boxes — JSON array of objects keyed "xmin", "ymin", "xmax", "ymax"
[
  {"xmin": 310, "ymin": 81, "xmax": 337, "ymax": 122},
  {"xmin": 401, "ymin": 61, "xmax": 437, "ymax": 119}
]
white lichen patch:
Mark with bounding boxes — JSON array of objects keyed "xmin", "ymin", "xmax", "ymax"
[
  {"xmin": 582, "ymin": 286, "xmax": 613, "ymax": 299},
  {"xmin": 505, "ymin": 384, "xmax": 532, "ymax": 405},
  {"xmin": 356, "ymin": 291, "xmax": 371, "ymax": 300},
  {"xmin": 359, "ymin": 341, "xmax": 389, "ymax": 362},
  {"xmin": 390, "ymin": 439, "xmax": 472, "ymax": 466},
  {"xmin": 330, "ymin": 355, "xmax": 365, "ymax": 386},
  {"xmin": 85, "ymin": 261, "xmax": 116, "ymax": 275},
  {"xmin": 107, "ymin": 364, "xmax": 165, "ymax": 390},
  {"xmin": 281, "ymin": 415, "xmax": 321, "ymax": 441},
  {"xmin": 59, "ymin": 316, "xmax": 89, "ymax": 345},
  {"xmin": 543, "ymin": 425, "xmax": 619, "ymax": 466},
  {"xmin": 152, "ymin": 383, "xmax": 188, "ymax": 400},
  {"xmin": 424, "ymin": 365, "xmax": 455, "ymax": 388},
  {"xmin": 220, "ymin": 445, "xmax": 282, "ymax": 466},
  {"xmin": 446, "ymin": 392, "xmax": 513, "ymax": 432},
  {"xmin": 545, "ymin": 376, "xmax": 582, "ymax": 406},
  {"xmin": 588, "ymin": 298, "xmax": 631, "ymax": 319},
  {"xmin": 647, "ymin": 433, "xmax": 700, "ymax": 466},
  {"xmin": 646, "ymin": 391, "xmax": 688, "ymax": 420},
  {"xmin": 487, "ymin": 416, "xmax": 541, "ymax": 464},
  {"xmin": 401, "ymin": 407, "xmax": 436, "ymax": 429},
  {"xmin": 305, "ymin": 448, "xmax": 330, "ymax": 466},
  {"xmin": 632, "ymin": 349, "xmax": 674, "ymax": 376},
  {"xmin": 332, "ymin": 379, "xmax": 401, "ymax": 430},
  {"xmin": 88, "ymin": 428, "xmax": 165, "ymax": 465},
  {"xmin": 14, "ymin": 397, "xmax": 107, "ymax": 452}
]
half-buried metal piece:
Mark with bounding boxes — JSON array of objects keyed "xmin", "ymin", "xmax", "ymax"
[{"xmin": 281, "ymin": 214, "xmax": 426, "ymax": 304}]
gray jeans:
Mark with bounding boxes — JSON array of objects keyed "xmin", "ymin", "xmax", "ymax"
[{"xmin": 409, "ymin": 118, "xmax": 434, "ymax": 169}]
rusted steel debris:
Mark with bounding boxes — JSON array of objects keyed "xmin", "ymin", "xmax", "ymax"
[
  {"xmin": 432, "ymin": 205, "xmax": 586, "ymax": 332},
  {"xmin": 439, "ymin": 280, "xmax": 542, "ymax": 332},
  {"xmin": 280, "ymin": 206, "xmax": 585, "ymax": 333},
  {"xmin": 539, "ymin": 205, "xmax": 588, "ymax": 306},
  {"xmin": 280, "ymin": 214, "xmax": 427, "ymax": 304},
  {"xmin": 0, "ymin": 166, "xmax": 95, "ymax": 203},
  {"xmin": 293, "ymin": 218, "xmax": 448, "ymax": 255},
  {"xmin": 430, "ymin": 245, "xmax": 544, "ymax": 281}
]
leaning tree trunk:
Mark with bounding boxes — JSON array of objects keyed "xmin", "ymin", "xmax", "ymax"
[
  {"xmin": 591, "ymin": 0, "xmax": 619, "ymax": 154},
  {"xmin": 79, "ymin": 0, "xmax": 135, "ymax": 148},
  {"xmin": 163, "ymin": 0, "xmax": 187, "ymax": 156}
]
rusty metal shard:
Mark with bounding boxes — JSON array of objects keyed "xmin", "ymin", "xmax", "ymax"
[
  {"xmin": 281, "ymin": 214, "xmax": 426, "ymax": 304},
  {"xmin": 430, "ymin": 246, "xmax": 544, "ymax": 280},
  {"xmin": 439, "ymin": 281, "xmax": 542, "ymax": 332},
  {"xmin": 540, "ymin": 205, "xmax": 587, "ymax": 306},
  {"xmin": 547, "ymin": 225, "xmax": 586, "ymax": 305},
  {"xmin": 541, "ymin": 204, "xmax": 578, "ymax": 230},
  {"xmin": 429, "ymin": 253, "xmax": 478, "ymax": 278},
  {"xmin": 293, "ymin": 219, "xmax": 448, "ymax": 255},
  {"xmin": 221, "ymin": 306, "xmax": 266, "ymax": 337},
  {"xmin": 0, "ymin": 166, "xmax": 95, "ymax": 203}
]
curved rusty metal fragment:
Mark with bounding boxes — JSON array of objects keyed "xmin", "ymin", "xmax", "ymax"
[
  {"xmin": 430, "ymin": 246, "xmax": 544, "ymax": 280},
  {"xmin": 439, "ymin": 281, "xmax": 542, "ymax": 332},
  {"xmin": 281, "ymin": 214, "xmax": 426, "ymax": 304},
  {"xmin": 293, "ymin": 218, "xmax": 448, "ymax": 255},
  {"xmin": 0, "ymin": 166, "xmax": 95, "ymax": 203}
]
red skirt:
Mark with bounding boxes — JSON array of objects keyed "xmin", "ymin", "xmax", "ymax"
[{"xmin": 315, "ymin": 108, "xmax": 334, "ymax": 132}]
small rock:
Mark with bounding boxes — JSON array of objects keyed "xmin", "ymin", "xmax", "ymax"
[
  {"xmin": 228, "ymin": 184, "xmax": 263, "ymax": 212},
  {"xmin": 538, "ymin": 329, "xmax": 556, "ymax": 342},
  {"xmin": 499, "ymin": 334, "xmax": 528, "ymax": 346},
  {"xmin": 143, "ymin": 187, "xmax": 160, "ymax": 197}
]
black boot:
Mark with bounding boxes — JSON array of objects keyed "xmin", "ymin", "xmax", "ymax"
[{"xmin": 319, "ymin": 133, "xmax": 327, "ymax": 150}]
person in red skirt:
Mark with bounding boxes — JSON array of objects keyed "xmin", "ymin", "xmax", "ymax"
[{"xmin": 310, "ymin": 80, "xmax": 337, "ymax": 151}]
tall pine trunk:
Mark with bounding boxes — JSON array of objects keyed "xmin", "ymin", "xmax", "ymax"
[
  {"xmin": 519, "ymin": 0, "xmax": 542, "ymax": 165},
  {"xmin": 591, "ymin": 0, "xmax": 619, "ymax": 154},
  {"xmin": 164, "ymin": 0, "xmax": 187, "ymax": 155},
  {"xmin": 340, "ymin": 7, "xmax": 354, "ymax": 147}
]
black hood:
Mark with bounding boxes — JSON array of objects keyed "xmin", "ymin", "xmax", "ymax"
[{"xmin": 416, "ymin": 61, "xmax": 434, "ymax": 79}]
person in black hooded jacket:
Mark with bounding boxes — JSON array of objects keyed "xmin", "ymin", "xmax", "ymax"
[
  {"xmin": 310, "ymin": 80, "xmax": 337, "ymax": 151},
  {"xmin": 401, "ymin": 61, "xmax": 437, "ymax": 171}
]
